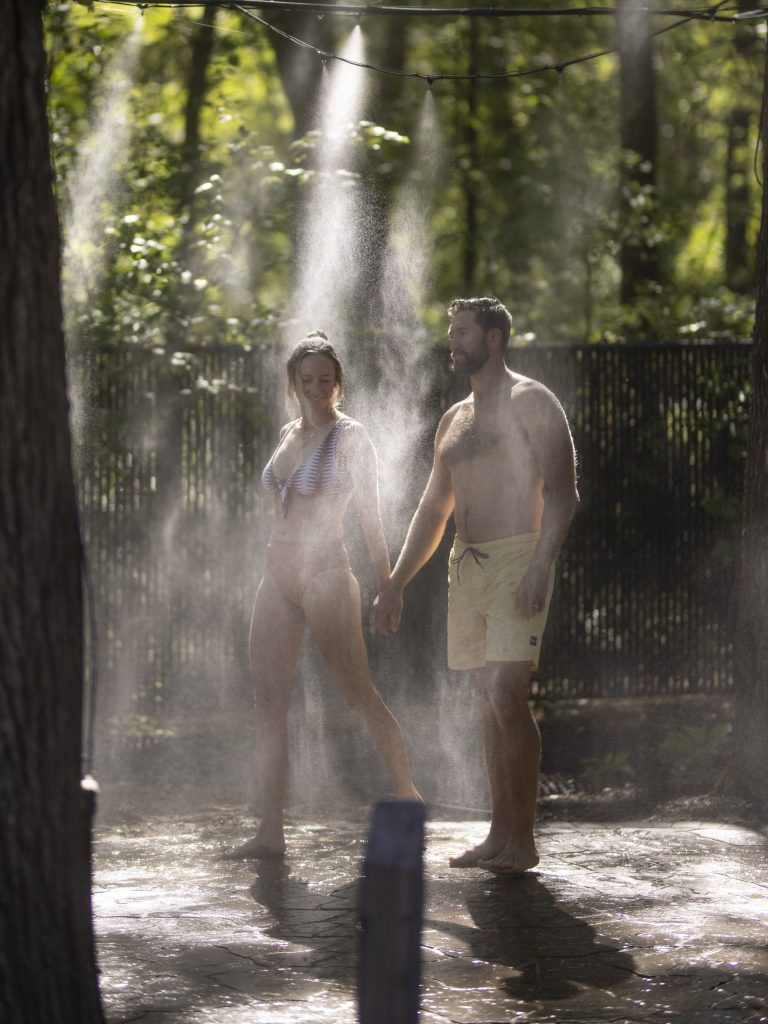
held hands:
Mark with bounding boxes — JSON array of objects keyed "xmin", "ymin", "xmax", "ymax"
[
  {"xmin": 373, "ymin": 583, "xmax": 404, "ymax": 636},
  {"xmin": 515, "ymin": 561, "xmax": 550, "ymax": 619}
]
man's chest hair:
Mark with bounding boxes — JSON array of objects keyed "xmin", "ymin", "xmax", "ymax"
[{"xmin": 440, "ymin": 403, "xmax": 530, "ymax": 467}]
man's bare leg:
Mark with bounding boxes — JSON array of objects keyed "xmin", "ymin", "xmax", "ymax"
[
  {"xmin": 478, "ymin": 661, "xmax": 540, "ymax": 873},
  {"xmin": 450, "ymin": 662, "xmax": 540, "ymax": 872},
  {"xmin": 449, "ymin": 671, "xmax": 511, "ymax": 865}
]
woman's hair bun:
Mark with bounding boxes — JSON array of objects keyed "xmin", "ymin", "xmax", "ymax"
[{"xmin": 308, "ymin": 329, "xmax": 328, "ymax": 341}]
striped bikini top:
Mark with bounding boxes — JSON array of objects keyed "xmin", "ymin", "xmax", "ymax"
[{"xmin": 261, "ymin": 419, "xmax": 350, "ymax": 516}]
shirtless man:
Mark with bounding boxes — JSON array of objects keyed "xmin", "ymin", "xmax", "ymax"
[{"xmin": 374, "ymin": 296, "xmax": 578, "ymax": 874}]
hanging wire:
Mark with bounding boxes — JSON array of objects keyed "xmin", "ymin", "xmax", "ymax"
[
  {"xmin": 233, "ymin": 1, "xmax": 728, "ymax": 82},
  {"xmin": 92, "ymin": 0, "xmax": 768, "ymax": 21},
  {"xmin": 91, "ymin": 0, "xmax": 754, "ymax": 83}
]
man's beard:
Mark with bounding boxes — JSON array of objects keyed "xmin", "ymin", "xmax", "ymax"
[{"xmin": 452, "ymin": 340, "xmax": 490, "ymax": 376}]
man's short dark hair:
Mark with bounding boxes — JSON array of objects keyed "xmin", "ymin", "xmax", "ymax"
[{"xmin": 448, "ymin": 296, "xmax": 513, "ymax": 350}]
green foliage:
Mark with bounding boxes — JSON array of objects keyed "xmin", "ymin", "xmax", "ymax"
[
  {"xmin": 580, "ymin": 751, "xmax": 635, "ymax": 793},
  {"xmin": 46, "ymin": 3, "xmax": 765, "ymax": 347},
  {"xmin": 656, "ymin": 723, "xmax": 731, "ymax": 791}
]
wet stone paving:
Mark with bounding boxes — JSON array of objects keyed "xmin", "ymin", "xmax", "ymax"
[{"xmin": 93, "ymin": 810, "xmax": 768, "ymax": 1024}]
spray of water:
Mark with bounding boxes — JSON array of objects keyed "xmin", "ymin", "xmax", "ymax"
[
  {"xmin": 63, "ymin": 16, "xmax": 142, "ymax": 454},
  {"xmin": 72, "ymin": 22, "xmax": 485, "ymax": 817},
  {"xmin": 290, "ymin": 26, "xmax": 369, "ymax": 343},
  {"xmin": 63, "ymin": 17, "xmax": 142, "ymax": 325},
  {"xmin": 367, "ymin": 91, "xmax": 445, "ymax": 533},
  {"xmin": 279, "ymin": 79, "xmax": 485, "ymax": 813}
]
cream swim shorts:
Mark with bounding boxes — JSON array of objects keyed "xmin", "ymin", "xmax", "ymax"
[{"xmin": 447, "ymin": 532, "xmax": 555, "ymax": 671}]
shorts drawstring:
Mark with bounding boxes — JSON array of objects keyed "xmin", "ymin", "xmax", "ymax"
[{"xmin": 451, "ymin": 545, "xmax": 490, "ymax": 582}]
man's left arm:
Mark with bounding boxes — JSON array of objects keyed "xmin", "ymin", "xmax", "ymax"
[{"xmin": 516, "ymin": 387, "xmax": 579, "ymax": 618}]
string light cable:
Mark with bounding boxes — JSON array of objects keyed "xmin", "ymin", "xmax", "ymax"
[{"xmin": 91, "ymin": 0, "xmax": 764, "ymax": 82}]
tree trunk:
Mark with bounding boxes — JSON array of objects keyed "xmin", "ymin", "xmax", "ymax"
[
  {"xmin": 730, "ymin": 35, "xmax": 768, "ymax": 810},
  {"xmin": 725, "ymin": 7, "xmax": 759, "ymax": 293},
  {"xmin": 177, "ymin": 7, "xmax": 219, "ymax": 224},
  {"xmin": 0, "ymin": 4, "xmax": 104, "ymax": 1022},
  {"xmin": 269, "ymin": 13, "xmax": 333, "ymax": 137},
  {"xmin": 167, "ymin": 9, "xmax": 219, "ymax": 501},
  {"xmin": 616, "ymin": 0, "xmax": 660, "ymax": 307},
  {"xmin": 462, "ymin": 16, "xmax": 479, "ymax": 293},
  {"xmin": 725, "ymin": 106, "xmax": 751, "ymax": 292}
]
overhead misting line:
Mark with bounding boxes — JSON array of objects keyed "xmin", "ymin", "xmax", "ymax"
[
  {"xmin": 93, "ymin": 0, "xmax": 754, "ymax": 83},
  {"xmin": 93, "ymin": 0, "xmax": 768, "ymax": 21},
  {"xmin": 233, "ymin": 2, "xmax": 716, "ymax": 83}
]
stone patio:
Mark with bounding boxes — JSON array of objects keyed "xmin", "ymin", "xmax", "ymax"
[{"xmin": 93, "ymin": 809, "xmax": 768, "ymax": 1023}]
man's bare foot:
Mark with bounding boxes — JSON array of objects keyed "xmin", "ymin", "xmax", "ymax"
[
  {"xmin": 223, "ymin": 836, "xmax": 286, "ymax": 861},
  {"xmin": 478, "ymin": 842, "xmax": 539, "ymax": 875},
  {"xmin": 449, "ymin": 837, "xmax": 504, "ymax": 868}
]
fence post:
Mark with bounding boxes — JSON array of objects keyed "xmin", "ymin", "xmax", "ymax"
[{"xmin": 358, "ymin": 800, "xmax": 426, "ymax": 1024}]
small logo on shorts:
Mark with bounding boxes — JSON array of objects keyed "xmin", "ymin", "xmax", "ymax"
[{"xmin": 529, "ymin": 636, "xmax": 538, "ymax": 647}]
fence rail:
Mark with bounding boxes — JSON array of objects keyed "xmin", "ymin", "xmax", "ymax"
[{"xmin": 75, "ymin": 341, "xmax": 750, "ymax": 730}]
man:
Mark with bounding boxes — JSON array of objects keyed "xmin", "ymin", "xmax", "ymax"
[{"xmin": 374, "ymin": 297, "xmax": 578, "ymax": 874}]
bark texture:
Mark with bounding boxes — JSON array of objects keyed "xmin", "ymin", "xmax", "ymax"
[
  {"xmin": 0, "ymin": 3, "xmax": 104, "ymax": 1021},
  {"xmin": 616, "ymin": 0, "xmax": 660, "ymax": 306},
  {"xmin": 732, "ymin": 36, "xmax": 768, "ymax": 808},
  {"xmin": 725, "ymin": 7, "xmax": 759, "ymax": 293}
]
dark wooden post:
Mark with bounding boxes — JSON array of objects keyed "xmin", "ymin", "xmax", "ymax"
[{"xmin": 359, "ymin": 800, "xmax": 426, "ymax": 1024}]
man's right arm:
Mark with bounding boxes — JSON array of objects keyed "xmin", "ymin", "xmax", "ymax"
[{"xmin": 374, "ymin": 413, "xmax": 456, "ymax": 635}]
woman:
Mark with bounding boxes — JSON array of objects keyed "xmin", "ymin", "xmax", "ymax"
[{"xmin": 227, "ymin": 331, "xmax": 420, "ymax": 859}]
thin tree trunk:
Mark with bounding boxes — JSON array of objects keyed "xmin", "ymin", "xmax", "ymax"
[
  {"xmin": 166, "ymin": 10, "xmax": 219, "ymax": 509},
  {"xmin": 177, "ymin": 7, "xmax": 219, "ymax": 224},
  {"xmin": 730, "ymin": 35, "xmax": 768, "ymax": 809},
  {"xmin": 269, "ymin": 13, "xmax": 332, "ymax": 137},
  {"xmin": 616, "ymin": 0, "xmax": 660, "ymax": 307},
  {"xmin": 463, "ymin": 16, "xmax": 479, "ymax": 293},
  {"xmin": 725, "ymin": 7, "xmax": 759, "ymax": 293},
  {"xmin": 0, "ymin": 4, "xmax": 104, "ymax": 1021}
]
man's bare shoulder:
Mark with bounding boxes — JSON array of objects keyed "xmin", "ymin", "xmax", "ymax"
[{"xmin": 509, "ymin": 376, "xmax": 567, "ymax": 418}]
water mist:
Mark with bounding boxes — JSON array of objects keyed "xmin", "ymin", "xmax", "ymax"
[
  {"xmin": 290, "ymin": 26, "xmax": 370, "ymax": 344},
  {"xmin": 63, "ymin": 16, "xmax": 142, "ymax": 473},
  {"xmin": 279, "ymin": 76, "xmax": 483, "ymax": 815}
]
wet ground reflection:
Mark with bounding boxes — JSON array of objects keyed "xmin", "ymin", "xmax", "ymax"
[
  {"xmin": 427, "ymin": 873, "xmax": 636, "ymax": 1002},
  {"xmin": 93, "ymin": 811, "xmax": 768, "ymax": 1023}
]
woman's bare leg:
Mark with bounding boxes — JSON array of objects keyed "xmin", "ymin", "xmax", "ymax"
[
  {"xmin": 302, "ymin": 569, "xmax": 421, "ymax": 800},
  {"xmin": 225, "ymin": 573, "xmax": 304, "ymax": 859}
]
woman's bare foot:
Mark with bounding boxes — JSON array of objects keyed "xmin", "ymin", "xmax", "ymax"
[
  {"xmin": 223, "ymin": 835, "xmax": 286, "ymax": 861},
  {"xmin": 478, "ymin": 842, "xmax": 539, "ymax": 875},
  {"xmin": 449, "ymin": 836, "xmax": 504, "ymax": 868}
]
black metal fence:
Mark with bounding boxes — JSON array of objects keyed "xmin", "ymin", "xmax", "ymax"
[{"xmin": 76, "ymin": 341, "xmax": 750, "ymax": 730}]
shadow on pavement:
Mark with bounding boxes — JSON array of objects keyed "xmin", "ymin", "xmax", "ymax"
[
  {"xmin": 249, "ymin": 859, "xmax": 360, "ymax": 977},
  {"xmin": 428, "ymin": 873, "xmax": 636, "ymax": 1001}
]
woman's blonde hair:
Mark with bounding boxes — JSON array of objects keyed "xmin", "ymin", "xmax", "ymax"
[{"xmin": 285, "ymin": 331, "xmax": 344, "ymax": 409}]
